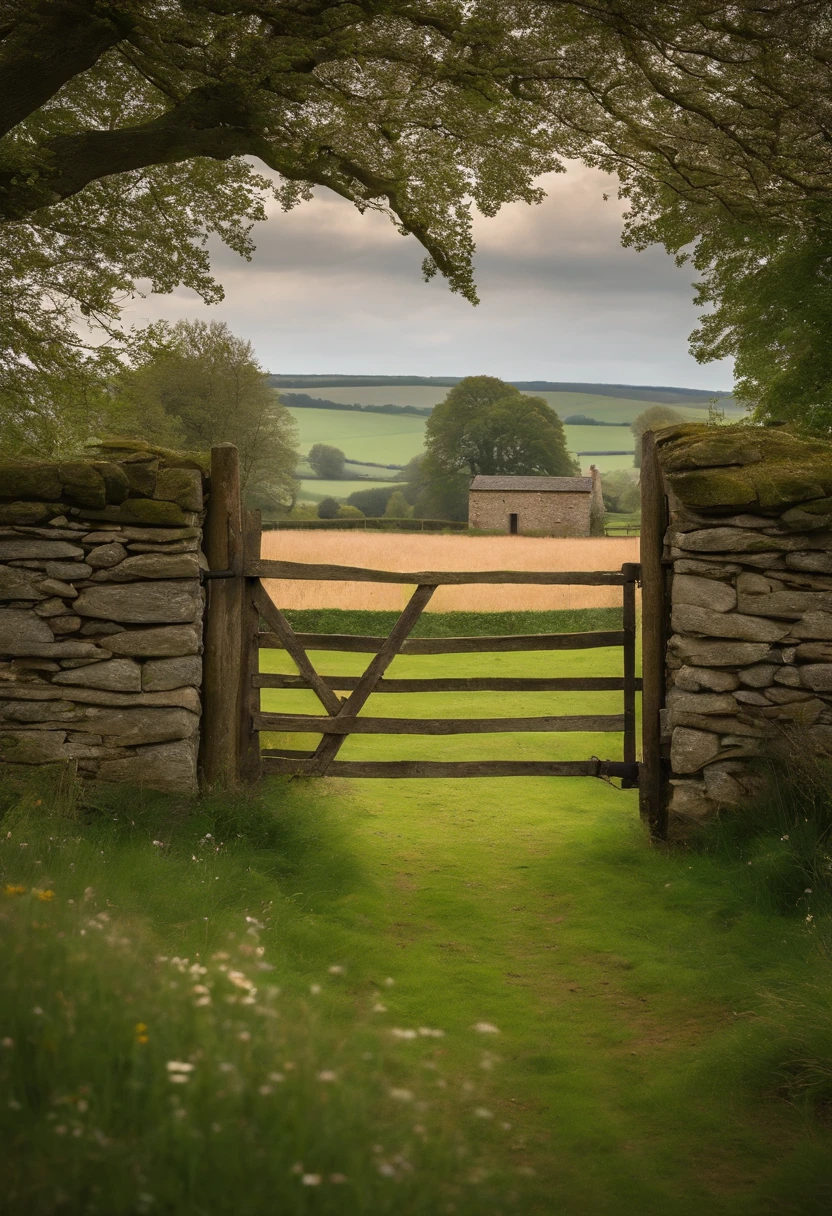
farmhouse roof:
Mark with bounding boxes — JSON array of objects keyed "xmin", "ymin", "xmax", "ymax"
[{"xmin": 469, "ymin": 475, "xmax": 592, "ymax": 493}]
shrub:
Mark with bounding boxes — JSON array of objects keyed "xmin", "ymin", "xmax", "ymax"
[
  {"xmin": 317, "ymin": 496, "xmax": 340, "ymax": 519},
  {"xmin": 345, "ymin": 486, "xmax": 396, "ymax": 517}
]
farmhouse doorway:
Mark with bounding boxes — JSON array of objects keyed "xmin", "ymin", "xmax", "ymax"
[{"xmin": 201, "ymin": 446, "xmax": 641, "ymax": 791}]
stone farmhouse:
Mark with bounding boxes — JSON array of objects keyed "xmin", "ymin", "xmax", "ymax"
[{"xmin": 468, "ymin": 469, "xmax": 603, "ymax": 536}]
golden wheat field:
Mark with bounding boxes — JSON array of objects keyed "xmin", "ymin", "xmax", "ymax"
[{"xmin": 260, "ymin": 531, "xmax": 640, "ymax": 612}]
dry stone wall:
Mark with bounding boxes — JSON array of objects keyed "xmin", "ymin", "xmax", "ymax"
[
  {"xmin": 656, "ymin": 424, "xmax": 832, "ymax": 838},
  {"xmin": 0, "ymin": 442, "xmax": 209, "ymax": 794}
]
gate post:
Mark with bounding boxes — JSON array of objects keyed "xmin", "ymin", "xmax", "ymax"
[
  {"xmin": 639, "ymin": 431, "xmax": 669, "ymax": 837},
  {"xmin": 201, "ymin": 444, "xmax": 245, "ymax": 788}
]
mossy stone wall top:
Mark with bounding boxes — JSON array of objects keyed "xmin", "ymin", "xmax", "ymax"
[{"xmin": 655, "ymin": 425, "xmax": 832, "ymax": 517}]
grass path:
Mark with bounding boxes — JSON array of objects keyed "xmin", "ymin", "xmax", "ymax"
[{"xmin": 254, "ymin": 631, "xmax": 832, "ymax": 1212}]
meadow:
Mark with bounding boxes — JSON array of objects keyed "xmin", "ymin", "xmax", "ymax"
[
  {"xmin": 4, "ymin": 607, "xmax": 832, "ymax": 1214},
  {"xmin": 260, "ymin": 532, "xmax": 640, "ymax": 612}
]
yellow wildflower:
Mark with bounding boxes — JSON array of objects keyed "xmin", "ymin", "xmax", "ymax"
[
  {"xmin": 135, "ymin": 1022, "xmax": 149, "ymax": 1044},
  {"xmin": 4, "ymin": 884, "xmax": 26, "ymax": 896},
  {"xmin": 34, "ymin": 889, "xmax": 55, "ymax": 902}
]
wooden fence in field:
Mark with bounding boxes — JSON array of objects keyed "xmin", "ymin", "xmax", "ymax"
[{"xmin": 201, "ymin": 445, "xmax": 643, "ymax": 792}]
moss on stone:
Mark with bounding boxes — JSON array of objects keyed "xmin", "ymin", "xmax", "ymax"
[
  {"xmin": 154, "ymin": 467, "xmax": 203, "ymax": 512},
  {"xmin": 57, "ymin": 462, "xmax": 107, "ymax": 509},
  {"xmin": 0, "ymin": 462, "xmax": 62, "ymax": 502},
  {"xmin": 666, "ymin": 468, "xmax": 757, "ymax": 509},
  {"xmin": 92, "ymin": 462, "xmax": 131, "ymax": 504},
  {"xmin": 0, "ymin": 502, "xmax": 63, "ymax": 525},
  {"xmin": 657, "ymin": 425, "xmax": 832, "ymax": 512},
  {"xmin": 78, "ymin": 499, "xmax": 196, "ymax": 527}
]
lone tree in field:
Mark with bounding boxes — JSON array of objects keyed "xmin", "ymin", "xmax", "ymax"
[
  {"xmin": 307, "ymin": 444, "xmax": 346, "ymax": 480},
  {"xmin": 631, "ymin": 406, "xmax": 685, "ymax": 467},
  {"xmin": 114, "ymin": 319, "xmax": 298, "ymax": 509},
  {"xmin": 425, "ymin": 376, "xmax": 579, "ymax": 481},
  {"xmin": 317, "ymin": 497, "xmax": 340, "ymax": 520}
]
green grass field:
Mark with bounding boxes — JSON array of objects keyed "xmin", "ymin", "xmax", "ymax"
[{"xmin": 4, "ymin": 609, "xmax": 832, "ymax": 1213}]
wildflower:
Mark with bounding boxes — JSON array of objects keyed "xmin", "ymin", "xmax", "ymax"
[
  {"xmin": 316, "ymin": 1070, "xmax": 337, "ymax": 1083},
  {"xmin": 384, "ymin": 977, "xmax": 395, "ymax": 987},
  {"xmin": 33, "ymin": 1006, "xmax": 44, "ymax": 1016},
  {"xmin": 135, "ymin": 1023, "xmax": 149, "ymax": 1045},
  {"xmin": 194, "ymin": 997, "xmax": 211, "ymax": 1007},
  {"xmin": 245, "ymin": 917, "xmax": 264, "ymax": 930},
  {"xmin": 169, "ymin": 1074, "xmax": 189, "ymax": 1084},
  {"xmin": 34, "ymin": 889, "xmax": 55, "ymax": 902},
  {"xmin": 418, "ymin": 1027, "xmax": 445, "ymax": 1038},
  {"xmin": 258, "ymin": 1084, "xmax": 273, "ymax": 1095},
  {"xmin": 805, "ymin": 888, "xmax": 813, "ymax": 894},
  {"xmin": 1, "ymin": 1038, "xmax": 13, "ymax": 1048},
  {"xmin": 166, "ymin": 1061, "xmax": 194, "ymax": 1074},
  {"xmin": 218, "ymin": 1063, "xmax": 234, "ymax": 1073},
  {"xmin": 328, "ymin": 965, "xmax": 344, "ymax": 975},
  {"xmin": 390, "ymin": 1028, "xmax": 417, "ymax": 1040},
  {"xmin": 390, "ymin": 1088, "xmax": 413, "ymax": 1102},
  {"xmin": 473, "ymin": 1022, "xmax": 500, "ymax": 1035},
  {"xmin": 378, "ymin": 1162, "xmax": 396, "ymax": 1178},
  {"xmin": 330, "ymin": 1174, "xmax": 348, "ymax": 1184},
  {"xmin": 238, "ymin": 1031, "xmax": 251, "ymax": 1042},
  {"xmin": 290, "ymin": 1163, "xmax": 304, "ymax": 1175},
  {"xmin": 373, "ymin": 1003, "xmax": 387, "ymax": 1013},
  {"xmin": 474, "ymin": 1107, "xmax": 493, "ymax": 1119},
  {"xmin": 309, "ymin": 983, "xmax": 321, "ymax": 995},
  {"xmin": 3, "ymin": 884, "xmax": 26, "ymax": 896},
  {"xmin": 54, "ymin": 1124, "xmax": 67, "ymax": 1135},
  {"xmin": 301, "ymin": 1174, "xmax": 321, "ymax": 1187},
  {"xmin": 192, "ymin": 985, "xmax": 210, "ymax": 995},
  {"xmin": 806, "ymin": 914, "xmax": 814, "ymax": 924},
  {"xmin": 781, "ymin": 835, "xmax": 790, "ymax": 842},
  {"xmin": 8, "ymin": 1099, "xmax": 21, "ymax": 1111},
  {"xmin": 83, "ymin": 887, "xmax": 94, "ymax": 901},
  {"xmin": 268, "ymin": 1071, "xmax": 285, "ymax": 1083}
]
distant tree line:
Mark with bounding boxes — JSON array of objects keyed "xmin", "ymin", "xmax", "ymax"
[
  {"xmin": 563, "ymin": 415, "xmax": 630, "ymax": 427},
  {"xmin": 278, "ymin": 393, "xmax": 431, "ymax": 418}
]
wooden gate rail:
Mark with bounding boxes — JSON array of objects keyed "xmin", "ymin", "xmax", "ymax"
[
  {"xmin": 254, "ymin": 712, "xmax": 625, "ymax": 734},
  {"xmin": 258, "ymin": 758, "xmax": 638, "ymax": 779},
  {"xmin": 254, "ymin": 675, "xmax": 642, "ymax": 692},
  {"xmin": 248, "ymin": 559, "xmax": 630, "ymax": 586},
  {"xmin": 255, "ymin": 630, "xmax": 625, "ymax": 654}
]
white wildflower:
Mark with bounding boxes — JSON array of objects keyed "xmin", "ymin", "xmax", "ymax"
[{"xmin": 473, "ymin": 1022, "xmax": 500, "ymax": 1035}]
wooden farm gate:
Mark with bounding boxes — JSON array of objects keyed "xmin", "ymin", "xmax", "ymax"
[{"xmin": 201, "ymin": 445, "xmax": 642, "ymax": 789}]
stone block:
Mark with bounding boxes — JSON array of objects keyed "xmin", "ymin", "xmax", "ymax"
[
  {"xmin": 93, "ymin": 553, "xmax": 200, "ymax": 582},
  {"xmin": 795, "ymin": 642, "xmax": 832, "ymax": 661},
  {"xmin": 0, "ymin": 539, "xmax": 84, "ymax": 560},
  {"xmin": 121, "ymin": 459, "xmax": 158, "ymax": 497},
  {"xmin": 38, "ymin": 578, "xmax": 78, "ymax": 598},
  {"xmin": 0, "ymin": 502, "xmax": 62, "ymax": 525},
  {"xmin": 85, "ymin": 542, "xmax": 127, "ymax": 569},
  {"xmin": 73, "ymin": 582, "xmax": 199, "ymax": 623},
  {"xmin": 77, "ymin": 500, "xmax": 196, "ymax": 527},
  {"xmin": 10, "ymin": 658, "xmax": 59, "ymax": 673},
  {"xmin": 33, "ymin": 598, "xmax": 68, "ymax": 618},
  {"xmin": 127, "ymin": 540, "xmax": 199, "ymax": 553},
  {"xmin": 669, "ymin": 636, "xmax": 776, "ymax": 667},
  {"xmin": 764, "ymin": 687, "xmax": 815, "ymax": 704},
  {"xmin": 789, "ymin": 611, "xmax": 832, "ymax": 640},
  {"xmin": 670, "ymin": 726, "xmax": 721, "ymax": 773},
  {"xmin": 93, "ymin": 462, "xmax": 131, "ymax": 504},
  {"xmin": 674, "ymin": 559, "xmax": 743, "ymax": 577},
  {"xmin": 52, "ymin": 658, "xmax": 142, "ymax": 692},
  {"xmin": 736, "ymin": 572, "xmax": 776, "ymax": 595},
  {"xmin": 84, "ymin": 706, "xmax": 198, "ymax": 746},
  {"xmin": 738, "ymin": 664, "xmax": 778, "ymax": 688},
  {"xmin": 666, "ymin": 689, "xmax": 738, "ymax": 715},
  {"xmin": 734, "ymin": 690, "xmax": 769, "ymax": 705},
  {"xmin": 99, "ymin": 624, "xmax": 201, "ymax": 657},
  {"xmin": 0, "ymin": 730, "xmax": 71, "ymax": 764},
  {"xmin": 737, "ymin": 589, "xmax": 832, "ymax": 619},
  {"xmin": 673, "ymin": 666, "xmax": 739, "ymax": 693},
  {"xmin": 57, "ymin": 462, "xmax": 107, "ymax": 508},
  {"xmin": 671, "ymin": 574, "xmax": 736, "ymax": 612},
  {"xmin": 0, "ymin": 699, "xmax": 78, "ymax": 722},
  {"xmin": 97, "ymin": 738, "xmax": 197, "ymax": 794},
  {"xmin": 702, "ymin": 765, "xmax": 746, "ymax": 805},
  {"xmin": 667, "ymin": 780, "xmax": 717, "ymax": 826},
  {"xmin": 48, "ymin": 616, "xmax": 82, "ymax": 634},
  {"xmin": 1, "ymin": 640, "xmax": 105, "ymax": 659},
  {"xmin": 141, "ymin": 656, "xmax": 202, "ymax": 691},
  {"xmin": 154, "ymin": 467, "xmax": 203, "ymax": 512},
  {"xmin": 677, "ymin": 527, "xmax": 788, "ymax": 553},
  {"xmin": 119, "ymin": 526, "xmax": 201, "ymax": 542},
  {"xmin": 671, "ymin": 604, "xmax": 791, "ymax": 642},
  {"xmin": 44, "ymin": 562, "xmax": 92, "ymax": 580},
  {"xmin": 673, "ymin": 712, "xmax": 772, "ymax": 737},
  {"xmin": 0, "ymin": 565, "xmax": 47, "ymax": 601},
  {"xmin": 773, "ymin": 667, "xmax": 801, "ymax": 687},
  {"xmin": 0, "ymin": 609, "xmax": 54, "ymax": 648},
  {"xmin": 0, "ymin": 462, "xmax": 63, "ymax": 501},
  {"xmin": 799, "ymin": 664, "xmax": 832, "ymax": 692},
  {"xmin": 79, "ymin": 621, "xmax": 124, "ymax": 637},
  {"xmin": 785, "ymin": 551, "xmax": 832, "ymax": 574}
]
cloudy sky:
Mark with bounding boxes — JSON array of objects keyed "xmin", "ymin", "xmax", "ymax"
[{"xmin": 126, "ymin": 164, "xmax": 732, "ymax": 391}]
